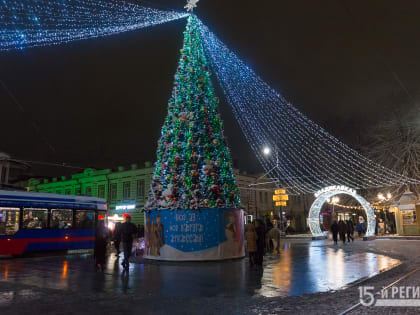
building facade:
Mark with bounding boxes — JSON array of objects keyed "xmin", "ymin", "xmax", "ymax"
[
  {"xmin": 27, "ymin": 164, "xmax": 277, "ymax": 226},
  {"xmin": 27, "ymin": 162, "xmax": 154, "ymax": 225},
  {"xmin": 235, "ymin": 170, "xmax": 276, "ymax": 220}
]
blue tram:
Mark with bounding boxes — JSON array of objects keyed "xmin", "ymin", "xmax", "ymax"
[{"xmin": 0, "ymin": 190, "xmax": 107, "ymax": 255}]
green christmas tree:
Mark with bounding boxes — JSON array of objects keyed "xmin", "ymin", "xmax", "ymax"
[{"xmin": 145, "ymin": 16, "xmax": 240, "ymax": 210}]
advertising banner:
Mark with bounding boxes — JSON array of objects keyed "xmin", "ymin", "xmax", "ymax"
[{"xmin": 144, "ymin": 208, "xmax": 244, "ymax": 261}]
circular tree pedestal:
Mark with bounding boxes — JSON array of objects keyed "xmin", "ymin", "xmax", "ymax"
[{"xmin": 143, "ymin": 208, "xmax": 245, "ymax": 261}]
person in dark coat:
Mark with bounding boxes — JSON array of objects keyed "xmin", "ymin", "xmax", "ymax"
[
  {"xmin": 245, "ymin": 223, "xmax": 258, "ymax": 267},
  {"xmin": 120, "ymin": 216, "xmax": 138, "ymax": 270},
  {"xmin": 94, "ymin": 220, "xmax": 108, "ymax": 271},
  {"xmin": 330, "ymin": 221, "xmax": 339, "ymax": 245},
  {"xmin": 255, "ymin": 219, "xmax": 266, "ymax": 266},
  {"xmin": 346, "ymin": 219, "xmax": 354, "ymax": 242},
  {"xmin": 114, "ymin": 222, "xmax": 122, "ymax": 256},
  {"xmin": 356, "ymin": 222, "xmax": 363, "ymax": 237},
  {"xmin": 338, "ymin": 220, "xmax": 348, "ymax": 244}
]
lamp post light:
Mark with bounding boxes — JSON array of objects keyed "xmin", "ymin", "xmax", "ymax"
[
  {"xmin": 263, "ymin": 145, "xmax": 279, "ymax": 167},
  {"xmin": 263, "ymin": 146, "xmax": 286, "ymax": 231},
  {"xmin": 377, "ymin": 192, "xmax": 392, "ymax": 202},
  {"xmin": 262, "ymin": 146, "xmax": 279, "ymax": 173}
]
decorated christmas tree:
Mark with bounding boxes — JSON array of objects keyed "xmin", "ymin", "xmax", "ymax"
[{"xmin": 145, "ymin": 16, "xmax": 240, "ymax": 210}]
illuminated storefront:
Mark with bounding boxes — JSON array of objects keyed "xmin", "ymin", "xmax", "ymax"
[{"xmin": 391, "ymin": 191, "xmax": 420, "ymax": 236}]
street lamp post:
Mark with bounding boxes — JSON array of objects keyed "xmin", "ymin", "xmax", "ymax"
[{"xmin": 263, "ymin": 146, "xmax": 289, "ymax": 234}]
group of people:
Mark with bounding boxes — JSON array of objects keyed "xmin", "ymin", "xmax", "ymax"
[
  {"xmin": 330, "ymin": 219, "xmax": 355, "ymax": 245},
  {"xmin": 94, "ymin": 216, "xmax": 138, "ymax": 271},
  {"xmin": 244, "ymin": 218, "xmax": 280, "ymax": 268}
]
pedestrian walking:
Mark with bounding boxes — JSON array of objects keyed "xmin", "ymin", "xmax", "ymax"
[
  {"xmin": 356, "ymin": 222, "xmax": 362, "ymax": 237},
  {"xmin": 338, "ymin": 220, "xmax": 347, "ymax": 244},
  {"xmin": 255, "ymin": 219, "xmax": 266, "ymax": 266},
  {"xmin": 114, "ymin": 222, "xmax": 122, "ymax": 257},
  {"xmin": 331, "ymin": 221, "xmax": 339, "ymax": 245},
  {"xmin": 94, "ymin": 220, "xmax": 108, "ymax": 271},
  {"xmin": 244, "ymin": 223, "xmax": 257, "ymax": 267},
  {"xmin": 268, "ymin": 227, "xmax": 281, "ymax": 254},
  {"xmin": 120, "ymin": 216, "xmax": 138, "ymax": 270},
  {"xmin": 346, "ymin": 219, "xmax": 354, "ymax": 242}
]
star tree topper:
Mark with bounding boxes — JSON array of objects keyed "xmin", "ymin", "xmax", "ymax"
[{"xmin": 185, "ymin": 0, "xmax": 200, "ymax": 12}]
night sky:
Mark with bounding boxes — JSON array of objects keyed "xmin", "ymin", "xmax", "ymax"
[{"xmin": 1, "ymin": 0, "xmax": 420, "ymax": 177}]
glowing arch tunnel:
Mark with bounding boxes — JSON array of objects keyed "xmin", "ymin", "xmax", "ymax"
[{"xmin": 308, "ymin": 186, "xmax": 376, "ymax": 239}]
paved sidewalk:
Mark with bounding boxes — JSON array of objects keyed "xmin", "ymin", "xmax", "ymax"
[{"xmin": 0, "ymin": 239, "xmax": 419, "ymax": 314}]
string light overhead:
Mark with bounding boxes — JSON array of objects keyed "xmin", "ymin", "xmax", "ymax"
[
  {"xmin": 194, "ymin": 15, "xmax": 420, "ymax": 195},
  {"xmin": 1, "ymin": 3, "xmax": 418, "ymax": 197},
  {"xmin": 0, "ymin": 0, "xmax": 188, "ymax": 51}
]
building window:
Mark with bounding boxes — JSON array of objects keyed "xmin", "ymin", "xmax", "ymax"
[
  {"xmin": 265, "ymin": 192, "xmax": 268, "ymax": 203},
  {"xmin": 51, "ymin": 209, "xmax": 73, "ymax": 229},
  {"xmin": 75, "ymin": 210, "xmax": 94, "ymax": 229},
  {"xmin": 0, "ymin": 208, "xmax": 20, "ymax": 235},
  {"xmin": 98, "ymin": 185, "xmax": 105, "ymax": 199},
  {"xmin": 85, "ymin": 186, "xmax": 92, "ymax": 196},
  {"xmin": 65, "ymin": 189, "xmax": 71, "ymax": 195},
  {"xmin": 123, "ymin": 182, "xmax": 131, "ymax": 199},
  {"xmin": 22, "ymin": 208, "xmax": 48, "ymax": 229},
  {"xmin": 259, "ymin": 191, "xmax": 263, "ymax": 202},
  {"xmin": 75, "ymin": 187, "xmax": 81, "ymax": 195},
  {"xmin": 137, "ymin": 179, "xmax": 145, "ymax": 199},
  {"xmin": 402, "ymin": 210, "xmax": 417, "ymax": 225},
  {"xmin": 109, "ymin": 183, "xmax": 117, "ymax": 200}
]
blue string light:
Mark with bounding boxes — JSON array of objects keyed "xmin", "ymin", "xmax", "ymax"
[
  {"xmin": 0, "ymin": 0, "xmax": 189, "ymax": 51},
  {"xmin": 1, "ymin": 2, "xmax": 417, "ymax": 194},
  {"xmin": 194, "ymin": 15, "xmax": 419, "ymax": 194}
]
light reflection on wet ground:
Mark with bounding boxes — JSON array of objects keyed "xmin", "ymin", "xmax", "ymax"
[{"xmin": 0, "ymin": 240, "xmax": 401, "ymax": 301}]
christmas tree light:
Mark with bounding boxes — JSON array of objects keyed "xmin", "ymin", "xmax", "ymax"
[{"xmin": 145, "ymin": 15, "xmax": 240, "ymax": 210}]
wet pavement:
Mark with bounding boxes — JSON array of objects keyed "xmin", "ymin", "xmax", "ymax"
[{"xmin": 0, "ymin": 240, "xmax": 401, "ymax": 300}]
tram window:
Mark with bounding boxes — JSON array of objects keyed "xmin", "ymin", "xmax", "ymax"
[
  {"xmin": 75, "ymin": 210, "xmax": 94, "ymax": 229},
  {"xmin": 0, "ymin": 208, "xmax": 20, "ymax": 235},
  {"xmin": 23, "ymin": 208, "xmax": 48, "ymax": 229},
  {"xmin": 51, "ymin": 209, "xmax": 73, "ymax": 229}
]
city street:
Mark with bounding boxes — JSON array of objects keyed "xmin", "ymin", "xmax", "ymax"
[
  {"xmin": 1, "ymin": 239, "xmax": 419, "ymax": 314},
  {"xmin": 2, "ymin": 1, "xmax": 420, "ymax": 314}
]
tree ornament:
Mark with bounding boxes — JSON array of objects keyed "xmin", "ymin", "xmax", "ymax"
[{"xmin": 145, "ymin": 16, "xmax": 240, "ymax": 211}]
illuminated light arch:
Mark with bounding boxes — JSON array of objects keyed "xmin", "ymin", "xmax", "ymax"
[{"xmin": 308, "ymin": 186, "xmax": 376, "ymax": 239}]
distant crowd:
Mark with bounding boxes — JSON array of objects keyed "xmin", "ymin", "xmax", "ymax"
[{"xmin": 330, "ymin": 219, "xmax": 366, "ymax": 245}]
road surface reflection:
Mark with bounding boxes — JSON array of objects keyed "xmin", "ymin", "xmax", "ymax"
[{"xmin": 0, "ymin": 241, "xmax": 401, "ymax": 299}]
